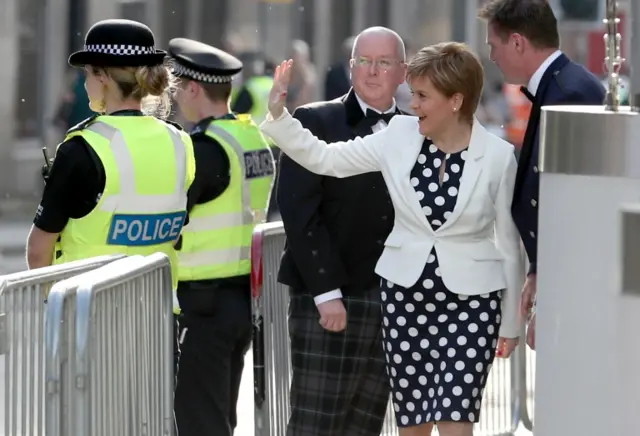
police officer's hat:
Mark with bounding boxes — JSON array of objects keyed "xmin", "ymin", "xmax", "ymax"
[
  {"xmin": 68, "ymin": 19, "xmax": 167, "ymax": 68},
  {"xmin": 168, "ymin": 38, "xmax": 243, "ymax": 84}
]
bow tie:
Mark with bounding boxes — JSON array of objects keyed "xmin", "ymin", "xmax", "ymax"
[
  {"xmin": 520, "ymin": 86, "xmax": 535, "ymax": 103},
  {"xmin": 365, "ymin": 109, "xmax": 396, "ymax": 124}
]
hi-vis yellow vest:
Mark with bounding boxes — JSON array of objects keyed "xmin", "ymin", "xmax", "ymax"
[
  {"xmin": 178, "ymin": 115, "xmax": 275, "ymax": 282},
  {"xmin": 54, "ymin": 115, "xmax": 196, "ymax": 291},
  {"xmin": 241, "ymin": 76, "xmax": 273, "ymax": 125}
]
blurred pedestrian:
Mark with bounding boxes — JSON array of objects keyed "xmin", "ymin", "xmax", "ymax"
[
  {"xmin": 324, "ymin": 36, "xmax": 354, "ymax": 100},
  {"xmin": 285, "ymin": 39, "xmax": 317, "ymax": 112}
]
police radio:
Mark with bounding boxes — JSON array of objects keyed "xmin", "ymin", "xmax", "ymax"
[{"xmin": 41, "ymin": 147, "xmax": 53, "ymax": 183}]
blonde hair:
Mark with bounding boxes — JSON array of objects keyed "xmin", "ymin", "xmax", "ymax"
[
  {"xmin": 91, "ymin": 63, "xmax": 177, "ymax": 119},
  {"xmin": 406, "ymin": 42, "xmax": 484, "ymax": 122}
]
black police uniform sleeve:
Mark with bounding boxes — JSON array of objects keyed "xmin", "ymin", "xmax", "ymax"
[
  {"xmin": 231, "ymin": 87, "xmax": 254, "ymax": 114},
  {"xmin": 185, "ymin": 133, "xmax": 231, "ymax": 213},
  {"xmin": 34, "ymin": 136, "xmax": 105, "ymax": 234},
  {"xmin": 276, "ymin": 106, "xmax": 348, "ymax": 296}
]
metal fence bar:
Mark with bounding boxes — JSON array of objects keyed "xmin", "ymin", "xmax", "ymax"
[
  {"xmin": 0, "ymin": 254, "xmax": 122, "ymax": 436},
  {"xmin": 45, "ymin": 255, "xmax": 144, "ymax": 436},
  {"xmin": 520, "ymin": 346, "xmax": 535, "ymax": 431},
  {"xmin": 69, "ymin": 252, "xmax": 174, "ymax": 436},
  {"xmin": 251, "ymin": 222, "xmax": 522, "ymax": 436}
]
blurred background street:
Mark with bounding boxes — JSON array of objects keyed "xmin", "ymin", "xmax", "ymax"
[{"xmin": 0, "ymin": 0, "xmax": 628, "ymax": 226}]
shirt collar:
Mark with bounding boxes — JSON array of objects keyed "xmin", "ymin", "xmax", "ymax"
[
  {"xmin": 354, "ymin": 92, "xmax": 396, "ymax": 115},
  {"xmin": 527, "ymin": 50, "xmax": 562, "ymax": 96}
]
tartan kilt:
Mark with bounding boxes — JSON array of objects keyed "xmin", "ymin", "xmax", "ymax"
[{"xmin": 287, "ymin": 287, "xmax": 390, "ymax": 436}]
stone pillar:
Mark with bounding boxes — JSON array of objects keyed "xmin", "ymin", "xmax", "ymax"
[
  {"xmin": 87, "ymin": 0, "xmax": 119, "ymax": 25},
  {"xmin": 0, "ymin": 0, "xmax": 19, "ymax": 195},
  {"xmin": 42, "ymin": 0, "xmax": 71, "ymax": 149},
  {"xmin": 258, "ymin": 1, "xmax": 294, "ymax": 62},
  {"xmin": 227, "ymin": 0, "xmax": 260, "ymax": 52},
  {"xmin": 313, "ymin": 0, "xmax": 332, "ymax": 99}
]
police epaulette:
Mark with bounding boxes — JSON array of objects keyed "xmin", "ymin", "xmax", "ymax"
[
  {"xmin": 165, "ymin": 120, "xmax": 185, "ymax": 131},
  {"xmin": 66, "ymin": 115, "xmax": 99, "ymax": 135}
]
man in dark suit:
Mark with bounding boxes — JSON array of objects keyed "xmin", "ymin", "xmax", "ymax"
[
  {"xmin": 277, "ymin": 26, "xmax": 407, "ymax": 436},
  {"xmin": 323, "ymin": 36, "xmax": 354, "ymax": 100},
  {"xmin": 479, "ymin": 0, "xmax": 605, "ymax": 348}
]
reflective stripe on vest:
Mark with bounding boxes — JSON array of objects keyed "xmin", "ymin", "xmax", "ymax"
[
  {"xmin": 86, "ymin": 121, "xmax": 188, "ymax": 213},
  {"xmin": 179, "ymin": 124, "xmax": 254, "ymax": 269},
  {"xmin": 178, "ymin": 117, "xmax": 274, "ymax": 281}
]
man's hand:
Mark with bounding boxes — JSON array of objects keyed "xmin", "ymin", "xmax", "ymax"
[
  {"xmin": 520, "ymin": 273, "xmax": 537, "ymax": 318},
  {"xmin": 317, "ymin": 299, "xmax": 347, "ymax": 332},
  {"xmin": 526, "ymin": 312, "xmax": 536, "ymax": 350}
]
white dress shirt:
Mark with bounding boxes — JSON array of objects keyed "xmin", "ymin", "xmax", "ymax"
[
  {"xmin": 527, "ymin": 50, "xmax": 562, "ymax": 96},
  {"xmin": 313, "ymin": 95, "xmax": 397, "ymax": 306}
]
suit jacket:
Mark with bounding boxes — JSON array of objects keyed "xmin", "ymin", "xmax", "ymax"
[
  {"xmin": 275, "ymin": 89, "xmax": 397, "ymax": 297},
  {"xmin": 262, "ymin": 112, "xmax": 525, "ymax": 338},
  {"xmin": 513, "ymin": 53, "xmax": 605, "ymax": 274}
]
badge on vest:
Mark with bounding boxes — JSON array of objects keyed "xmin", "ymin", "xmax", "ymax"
[
  {"xmin": 244, "ymin": 149, "xmax": 274, "ymax": 179},
  {"xmin": 108, "ymin": 212, "xmax": 186, "ymax": 246}
]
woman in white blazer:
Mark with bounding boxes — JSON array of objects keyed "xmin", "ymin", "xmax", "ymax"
[{"xmin": 262, "ymin": 42, "xmax": 524, "ymax": 436}]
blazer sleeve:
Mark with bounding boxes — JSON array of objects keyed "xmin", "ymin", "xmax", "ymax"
[
  {"xmin": 276, "ymin": 107, "xmax": 349, "ymax": 296},
  {"xmin": 495, "ymin": 147, "xmax": 526, "ymax": 338},
  {"xmin": 260, "ymin": 108, "xmax": 385, "ymax": 178}
]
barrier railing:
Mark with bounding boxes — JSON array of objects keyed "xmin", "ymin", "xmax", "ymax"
[
  {"xmin": 251, "ymin": 221, "xmax": 527, "ymax": 436},
  {"xmin": 520, "ymin": 348, "xmax": 536, "ymax": 431},
  {"xmin": 0, "ymin": 254, "xmax": 123, "ymax": 436},
  {"xmin": 45, "ymin": 252, "xmax": 174, "ymax": 436}
]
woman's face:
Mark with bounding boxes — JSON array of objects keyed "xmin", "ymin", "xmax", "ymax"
[
  {"xmin": 409, "ymin": 75, "xmax": 463, "ymax": 138},
  {"xmin": 84, "ymin": 66, "xmax": 106, "ymax": 112}
]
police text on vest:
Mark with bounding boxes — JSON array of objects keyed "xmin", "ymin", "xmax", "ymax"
[
  {"xmin": 244, "ymin": 149, "xmax": 275, "ymax": 179},
  {"xmin": 108, "ymin": 212, "xmax": 186, "ymax": 246}
]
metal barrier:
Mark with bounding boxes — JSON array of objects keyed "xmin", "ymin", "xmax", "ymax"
[
  {"xmin": 251, "ymin": 222, "xmax": 524, "ymax": 436},
  {"xmin": 0, "ymin": 254, "xmax": 123, "ymax": 436},
  {"xmin": 520, "ymin": 348, "xmax": 535, "ymax": 431},
  {"xmin": 45, "ymin": 252, "xmax": 175, "ymax": 436}
]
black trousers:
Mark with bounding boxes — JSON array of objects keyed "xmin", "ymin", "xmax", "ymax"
[{"xmin": 174, "ymin": 283, "xmax": 252, "ymax": 436}]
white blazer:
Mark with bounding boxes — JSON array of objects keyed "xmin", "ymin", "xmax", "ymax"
[{"xmin": 261, "ymin": 110, "xmax": 525, "ymax": 338}]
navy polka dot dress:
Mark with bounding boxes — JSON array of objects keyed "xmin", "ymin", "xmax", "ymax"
[{"xmin": 381, "ymin": 139, "xmax": 503, "ymax": 427}]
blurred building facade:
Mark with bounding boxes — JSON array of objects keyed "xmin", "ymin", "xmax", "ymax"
[{"xmin": 0, "ymin": 0, "xmax": 614, "ymax": 204}]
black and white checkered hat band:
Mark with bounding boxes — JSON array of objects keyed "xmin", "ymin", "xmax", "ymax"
[
  {"xmin": 85, "ymin": 44, "xmax": 156, "ymax": 56},
  {"xmin": 172, "ymin": 62, "xmax": 234, "ymax": 83}
]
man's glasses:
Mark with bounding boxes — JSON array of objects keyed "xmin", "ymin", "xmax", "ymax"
[{"xmin": 350, "ymin": 57, "xmax": 402, "ymax": 72}]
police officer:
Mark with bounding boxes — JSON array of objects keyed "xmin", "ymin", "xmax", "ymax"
[
  {"xmin": 26, "ymin": 19, "xmax": 195, "ymax": 295},
  {"xmin": 231, "ymin": 54, "xmax": 274, "ymax": 125},
  {"xmin": 167, "ymin": 38, "xmax": 275, "ymax": 436}
]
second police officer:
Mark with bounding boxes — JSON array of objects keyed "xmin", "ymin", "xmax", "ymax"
[
  {"xmin": 167, "ymin": 38, "xmax": 275, "ymax": 436},
  {"xmin": 27, "ymin": 19, "xmax": 194, "ymax": 296}
]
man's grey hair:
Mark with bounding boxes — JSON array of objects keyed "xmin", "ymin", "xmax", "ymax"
[{"xmin": 351, "ymin": 27, "xmax": 406, "ymax": 62}]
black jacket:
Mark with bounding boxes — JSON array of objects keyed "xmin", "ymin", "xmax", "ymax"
[
  {"xmin": 512, "ymin": 53, "xmax": 605, "ymax": 274},
  {"xmin": 276, "ymin": 89, "xmax": 402, "ymax": 297}
]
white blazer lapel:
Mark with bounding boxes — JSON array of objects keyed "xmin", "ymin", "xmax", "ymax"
[
  {"xmin": 394, "ymin": 128, "xmax": 435, "ymax": 231},
  {"xmin": 437, "ymin": 119, "xmax": 487, "ymax": 232}
]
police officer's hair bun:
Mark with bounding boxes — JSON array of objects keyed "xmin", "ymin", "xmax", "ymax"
[
  {"xmin": 135, "ymin": 65, "xmax": 171, "ymax": 97},
  {"xmin": 96, "ymin": 64, "xmax": 177, "ymax": 119}
]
